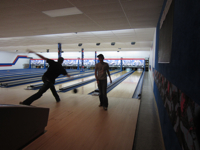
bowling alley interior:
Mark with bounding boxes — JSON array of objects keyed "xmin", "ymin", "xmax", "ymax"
[{"xmin": 0, "ymin": 0, "xmax": 200, "ymax": 150}]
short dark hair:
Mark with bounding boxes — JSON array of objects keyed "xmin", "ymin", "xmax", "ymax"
[
  {"xmin": 97, "ymin": 54, "xmax": 104, "ymax": 59},
  {"xmin": 58, "ymin": 57, "xmax": 64, "ymax": 63}
]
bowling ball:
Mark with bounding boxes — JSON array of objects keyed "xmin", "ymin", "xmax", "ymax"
[{"xmin": 73, "ymin": 88, "xmax": 78, "ymax": 93}]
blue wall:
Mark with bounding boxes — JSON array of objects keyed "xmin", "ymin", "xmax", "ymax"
[
  {"xmin": 155, "ymin": 0, "xmax": 200, "ymax": 103},
  {"xmin": 154, "ymin": 0, "xmax": 200, "ymax": 149},
  {"xmin": 154, "ymin": 85, "xmax": 182, "ymax": 150}
]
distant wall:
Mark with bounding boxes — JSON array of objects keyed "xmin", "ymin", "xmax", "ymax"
[
  {"xmin": 0, "ymin": 51, "xmax": 29, "ymax": 70},
  {"xmin": 0, "ymin": 51, "xmax": 150, "ymax": 70},
  {"xmin": 28, "ymin": 51, "xmax": 150, "ymax": 59},
  {"xmin": 149, "ymin": 30, "xmax": 156, "ymax": 86}
]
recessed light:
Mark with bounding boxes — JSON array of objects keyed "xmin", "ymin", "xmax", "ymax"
[{"xmin": 42, "ymin": 7, "xmax": 83, "ymax": 17}]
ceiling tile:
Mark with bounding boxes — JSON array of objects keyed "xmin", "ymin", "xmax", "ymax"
[{"xmin": 0, "ymin": 0, "xmax": 164, "ymax": 52}]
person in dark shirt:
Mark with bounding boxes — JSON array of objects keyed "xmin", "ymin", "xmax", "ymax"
[{"xmin": 20, "ymin": 50, "xmax": 70, "ymax": 105}]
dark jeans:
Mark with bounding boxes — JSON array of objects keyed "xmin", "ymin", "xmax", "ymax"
[
  {"xmin": 98, "ymin": 79, "xmax": 108, "ymax": 107},
  {"xmin": 22, "ymin": 76, "xmax": 60, "ymax": 105}
]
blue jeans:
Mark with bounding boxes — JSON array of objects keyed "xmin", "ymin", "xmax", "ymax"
[
  {"xmin": 98, "ymin": 79, "xmax": 108, "ymax": 107},
  {"xmin": 22, "ymin": 76, "xmax": 60, "ymax": 105}
]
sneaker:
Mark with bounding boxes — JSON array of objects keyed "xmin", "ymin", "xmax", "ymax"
[
  {"xmin": 19, "ymin": 102, "xmax": 29, "ymax": 106},
  {"xmin": 56, "ymin": 99, "xmax": 61, "ymax": 102},
  {"xmin": 103, "ymin": 107, "xmax": 107, "ymax": 111}
]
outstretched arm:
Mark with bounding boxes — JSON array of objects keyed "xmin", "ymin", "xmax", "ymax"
[{"xmin": 27, "ymin": 49, "xmax": 48, "ymax": 60}]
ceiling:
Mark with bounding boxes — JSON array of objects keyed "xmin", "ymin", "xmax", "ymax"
[{"xmin": 0, "ymin": 0, "xmax": 164, "ymax": 53}]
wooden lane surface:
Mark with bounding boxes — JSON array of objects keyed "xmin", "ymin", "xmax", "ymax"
[
  {"xmin": 107, "ymin": 71, "xmax": 142, "ymax": 98},
  {"xmin": 0, "ymin": 71, "xmax": 97, "ymax": 104},
  {"xmin": 63, "ymin": 71, "xmax": 128, "ymax": 95},
  {"xmin": 0, "ymin": 70, "xmax": 141, "ymax": 150},
  {"xmin": 1, "ymin": 70, "xmax": 118, "ymax": 102},
  {"xmin": 19, "ymin": 94, "xmax": 140, "ymax": 150}
]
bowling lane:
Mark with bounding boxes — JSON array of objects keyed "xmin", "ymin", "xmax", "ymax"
[
  {"xmin": 64, "ymin": 71, "xmax": 128, "ymax": 95},
  {"xmin": 7, "ymin": 71, "xmax": 95, "ymax": 90},
  {"xmin": 107, "ymin": 71, "xmax": 142, "ymax": 99},
  {"xmin": 7, "ymin": 70, "xmax": 120, "ymax": 93},
  {"xmin": 54, "ymin": 70, "xmax": 119, "ymax": 90}
]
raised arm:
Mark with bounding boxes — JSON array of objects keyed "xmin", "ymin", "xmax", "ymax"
[{"xmin": 27, "ymin": 49, "xmax": 48, "ymax": 60}]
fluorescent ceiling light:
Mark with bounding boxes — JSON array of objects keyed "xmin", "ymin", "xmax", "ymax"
[{"xmin": 42, "ymin": 7, "xmax": 83, "ymax": 17}]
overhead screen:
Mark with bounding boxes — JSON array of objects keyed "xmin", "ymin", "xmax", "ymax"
[{"xmin": 158, "ymin": 0, "xmax": 174, "ymax": 63}]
